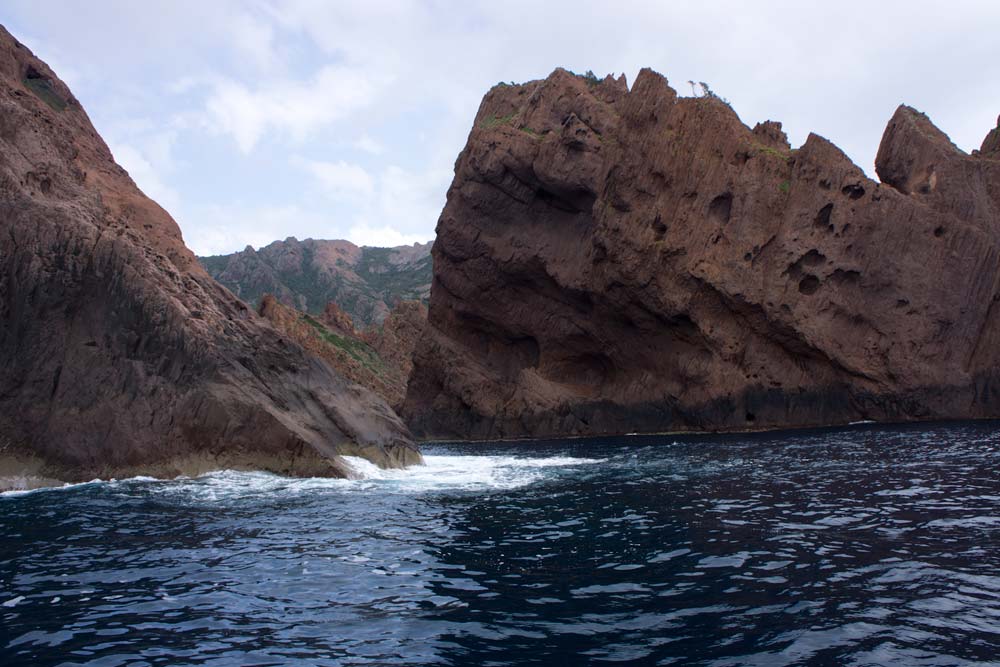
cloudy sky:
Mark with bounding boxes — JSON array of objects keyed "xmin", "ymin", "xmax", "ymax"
[{"xmin": 3, "ymin": 1, "xmax": 998, "ymax": 256}]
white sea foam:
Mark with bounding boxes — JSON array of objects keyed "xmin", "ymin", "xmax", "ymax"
[
  {"xmin": 161, "ymin": 454, "xmax": 606, "ymax": 500},
  {"xmin": 1, "ymin": 453, "xmax": 607, "ymax": 502},
  {"xmin": 0, "ymin": 478, "xmax": 105, "ymax": 498},
  {"xmin": 135, "ymin": 469, "xmax": 356, "ymax": 503},
  {"xmin": 341, "ymin": 454, "xmax": 606, "ymax": 492},
  {"xmin": 188, "ymin": 454, "xmax": 605, "ymax": 499}
]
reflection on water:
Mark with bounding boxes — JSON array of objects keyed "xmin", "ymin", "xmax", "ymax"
[{"xmin": 2, "ymin": 422, "xmax": 1000, "ymax": 665}]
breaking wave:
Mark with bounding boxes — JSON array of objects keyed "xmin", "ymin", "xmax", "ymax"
[{"xmin": 2, "ymin": 453, "xmax": 607, "ymax": 501}]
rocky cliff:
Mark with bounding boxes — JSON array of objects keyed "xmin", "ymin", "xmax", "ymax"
[
  {"xmin": 258, "ymin": 296, "xmax": 425, "ymax": 411},
  {"xmin": 364, "ymin": 300, "xmax": 428, "ymax": 408},
  {"xmin": 199, "ymin": 238, "xmax": 432, "ymax": 327},
  {"xmin": 0, "ymin": 26, "xmax": 421, "ymax": 489},
  {"xmin": 403, "ymin": 68, "xmax": 1000, "ymax": 439}
]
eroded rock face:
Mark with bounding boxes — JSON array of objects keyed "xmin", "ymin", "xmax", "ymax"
[
  {"xmin": 0, "ymin": 26, "xmax": 421, "ymax": 486},
  {"xmin": 258, "ymin": 295, "xmax": 424, "ymax": 412},
  {"xmin": 365, "ymin": 300, "xmax": 428, "ymax": 410},
  {"xmin": 403, "ymin": 68, "xmax": 1000, "ymax": 439}
]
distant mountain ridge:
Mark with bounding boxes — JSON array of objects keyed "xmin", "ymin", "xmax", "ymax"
[{"xmin": 199, "ymin": 237, "xmax": 432, "ymax": 328}]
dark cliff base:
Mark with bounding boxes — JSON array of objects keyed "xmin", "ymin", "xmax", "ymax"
[
  {"xmin": 408, "ymin": 374, "xmax": 1000, "ymax": 442},
  {"xmin": 418, "ymin": 418, "xmax": 1000, "ymax": 449}
]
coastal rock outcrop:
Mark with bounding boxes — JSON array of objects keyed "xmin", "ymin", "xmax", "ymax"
[
  {"xmin": 0, "ymin": 26, "xmax": 420, "ymax": 488},
  {"xmin": 403, "ymin": 68, "xmax": 1000, "ymax": 439}
]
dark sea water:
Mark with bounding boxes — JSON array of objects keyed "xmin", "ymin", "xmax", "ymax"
[{"xmin": 3, "ymin": 423, "xmax": 1000, "ymax": 666}]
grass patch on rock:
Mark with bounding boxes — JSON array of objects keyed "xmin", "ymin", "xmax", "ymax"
[{"xmin": 302, "ymin": 314, "xmax": 385, "ymax": 375}]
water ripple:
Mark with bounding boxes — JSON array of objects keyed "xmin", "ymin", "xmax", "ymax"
[{"xmin": 2, "ymin": 423, "xmax": 1000, "ymax": 665}]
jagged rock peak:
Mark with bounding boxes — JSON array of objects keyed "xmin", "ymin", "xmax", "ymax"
[
  {"xmin": 403, "ymin": 66, "xmax": 1000, "ymax": 440},
  {"xmin": 981, "ymin": 115, "xmax": 1000, "ymax": 156},
  {"xmin": 877, "ymin": 105, "xmax": 1000, "ymax": 231}
]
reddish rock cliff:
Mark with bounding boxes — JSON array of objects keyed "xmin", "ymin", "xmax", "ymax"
[
  {"xmin": 365, "ymin": 300, "xmax": 428, "ymax": 409},
  {"xmin": 258, "ymin": 295, "xmax": 424, "ymax": 411},
  {"xmin": 0, "ymin": 26, "xmax": 420, "ymax": 487},
  {"xmin": 403, "ymin": 68, "xmax": 1000, "ymax": 439}
]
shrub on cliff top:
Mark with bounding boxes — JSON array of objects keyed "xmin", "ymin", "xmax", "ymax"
[{"xmin": 566, "ymin": 69, "xmax": 602, "ymax": 86}]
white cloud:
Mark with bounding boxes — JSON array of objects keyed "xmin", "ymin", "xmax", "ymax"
[
  {"xmin": 228, "ymin": 12, "xmax": 280, "ymax": 73},
  {"xmin": 109, "ymin": 142, "xmax": 181, "ymax": 213},
  {"xmin": 296, "ymin": 158, "xmax": 448, "ymax": 239},
  {"xmin": 353, "ymin": 134, "xmax": 385, "ymax": 155},
  {"xmin": 202, "ymin": 64, "xmax": 382, "ymax": 153},
  {"xmin": 346, "ymin": 223, "xmax": 428, "ymax": 248},
  {"xmin": 184, "ymin": 204, "xmax": 328, "ymax": 256},
  {"xmin": 377, "ymin": 164, "xmax": 450, "ymax": 233},
  {"xmin": 296, "ymin": 158, "xmax": 375, "ymax": 200}
]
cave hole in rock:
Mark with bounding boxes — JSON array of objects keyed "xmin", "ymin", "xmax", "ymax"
[
  {"xmin": 542, "ymin": 350, "xmax": 615, "ymax": 389},
  {"xmin": 651, "ymin": 213, "xmax": 667, "ymax": 237},
  {"xmin": 509, "ymin": 336, "xmax": 541, "ymax": 370},
  {"xmin": 534, "ymin": 185, "xmax": 595, "ymax": 214},
  {"xmin": 815, "ymin": 203, "xmax": 833, "ymax": 228},
  {"xmin": 786, "ymin": 249, "xmax": 827, "ymax": 279},
  {"xmin": 829, "ymin": 268, "xmax": 861, "ymax": 287},
  {"xmin": 841, "ymin": 184, "xmax": 865, "ymax": 200},
  {"xmin": 934, "ymin": 226, "xmax": 945, "ymax": 238},
  {"xmin": 798, "ymin": 275, "xmax": 821, "ymax": 295},
  {"xmin": 800, "ymin": 249, "xmax": 826, "ymax": 267},
  {"xmin": 745, "ymin": 411, "xmax": 756, "ymax": 423},
  {"xmin": 708, "ymin": 192, "xmax": 733, "ymax": 225},
  {"xmin": 917, "ymin": 166, "xmax": 937, "ymax": 194}
]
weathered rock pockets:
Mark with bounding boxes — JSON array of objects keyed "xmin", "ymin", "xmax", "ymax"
[
  {"xmin": 0, "ymin": 26, "xmax": 421, "ymax": 487},
  {"xmin": 403, "ymin": 68, "xmax": 1000, "ymax": 439}
]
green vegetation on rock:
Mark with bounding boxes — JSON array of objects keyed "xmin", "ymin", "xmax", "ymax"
[
  {"xmin": 23, "ymin": 77, "xmax": 66, "ymax": 111},
  {"xmin": 481, "ymin": 112, "xmax": 516, "ymax": 129},
  {"xmin": 302, "ymin": 314, "xmax": 385, "ymax": 375}
]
